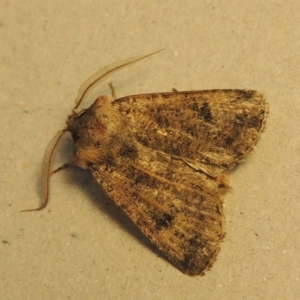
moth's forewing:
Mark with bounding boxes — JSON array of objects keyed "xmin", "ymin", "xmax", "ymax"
[
  {"xmin": 114, "ymin": 90, "xmax": 267, "ymax": 176},
  {"xmin": 90, "ymin": 151, "xmax": 225, "ymax": 276}
]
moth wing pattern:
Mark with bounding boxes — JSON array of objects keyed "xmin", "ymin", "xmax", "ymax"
[
  {"xmin": 36, "ymin": 51, "xmax": 268, "ymax": 275},
  {"xmin": 67, "ymin": 89, "xmax": 267, "ymax": 276},
  {"xmin": 91, "ymin": 145, "xmax": 226, "ymax": 276},
  {"xmin": 114, "ymin": 89, "xmax": 267, "ymax": 177}
]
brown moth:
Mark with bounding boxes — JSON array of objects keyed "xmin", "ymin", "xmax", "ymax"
[{"xmin": 28, "ymin": 50, "xmax": 268, "ymax": 276}]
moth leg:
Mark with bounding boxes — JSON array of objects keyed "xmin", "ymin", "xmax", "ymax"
[
  {"xmin": 52, "ymin": 163, "xmax": 70, "ymax": 175},
  {"xmin": 109, "ymin": 82, "xmax": 116, "ymax": 98}
]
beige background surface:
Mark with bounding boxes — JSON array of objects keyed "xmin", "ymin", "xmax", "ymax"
[{"xmin": 1, "ymin": 1, "xmax": 299, "ymax": 299}]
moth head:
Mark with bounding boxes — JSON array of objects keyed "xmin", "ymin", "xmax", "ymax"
[{"xmin": 22, "ymin": 49, "xmax": 163, "ymax": 212}]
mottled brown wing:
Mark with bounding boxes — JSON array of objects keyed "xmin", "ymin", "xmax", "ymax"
[
  {"xmin": 90, "ymin": 141, "xmax": 227, "ymax": 276},
  {"xmin": 114, "ymin": 90, "xmax": 267, "ymax": 177},
  {"xmin": 67, "ymin": 89, "xmax": 267, "ymax": 275}
]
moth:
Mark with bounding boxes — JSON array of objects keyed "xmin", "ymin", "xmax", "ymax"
[{"xmin": 28, "ymin": 50, "xmax": 268, "ymax": 276}]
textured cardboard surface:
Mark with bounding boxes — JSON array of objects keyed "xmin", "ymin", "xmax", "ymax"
[{"xmin": 1, "ymin": 1, "xmax": 299, "ymax": 299}]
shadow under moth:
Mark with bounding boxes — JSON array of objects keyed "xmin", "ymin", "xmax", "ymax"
[{"xmin": 27, "ymin": 50, "xmax": 268, "ymax": 276}]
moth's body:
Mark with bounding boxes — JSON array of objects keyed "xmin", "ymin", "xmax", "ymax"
[{"xmin": 66, "ymin": 89, "xmax": 267, "ymax": 275}]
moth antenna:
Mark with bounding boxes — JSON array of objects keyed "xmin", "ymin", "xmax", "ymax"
[
  {"xmin": 22, "ymin": 130, "xmax": 65, "ymax": 212},
  {"xmin": 74, "ymin": 49, "xmax": 164, "ymax": 110}
]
